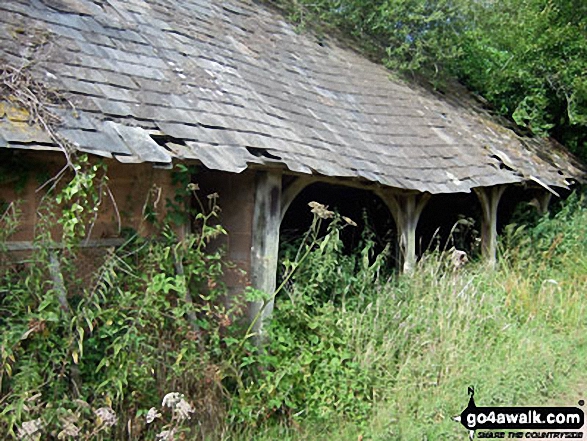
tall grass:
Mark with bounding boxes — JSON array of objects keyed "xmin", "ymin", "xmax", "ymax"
[
  {"xmin": 234, "ymin": 193, "xmax": 587, "ymax": 440},
  {"xmin": 2, "ymin": 161, "xmax": 585, "ymax": 441}
]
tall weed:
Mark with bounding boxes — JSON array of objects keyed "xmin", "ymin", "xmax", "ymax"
[
  {"xmin": 0, "ymin": 159, "xmax": 237, "ymax": 440},
  {"xmin": 230, "ymin": 193, "xmax": 587, "ymax": 440}
]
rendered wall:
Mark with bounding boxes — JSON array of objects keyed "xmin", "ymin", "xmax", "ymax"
[
  {"xmin": 0, "ymin": 152, "xmax": 176, "ymax": 242},
  {"xmin": 197, "ymin": 169, "xmax": 256, "ymax": 300}
]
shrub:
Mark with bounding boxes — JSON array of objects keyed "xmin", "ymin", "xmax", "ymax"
[{"xmin": 0, "ymin": 158, "xmax": 236, "ymax": 440}]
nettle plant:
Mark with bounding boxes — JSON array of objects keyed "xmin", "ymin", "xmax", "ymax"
[{"xmin": 0, "ymin": 158, "xmax": 238, "ymax": 440}]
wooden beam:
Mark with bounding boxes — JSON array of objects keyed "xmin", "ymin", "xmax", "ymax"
[
  {"xmin": 249, "ymin": 170, "xmax": 282, "ymax": 342},
  {"xmin": 280, "ymin": 176, "xmax": 315, "ymax": 222},
  {"xmin": 474, "ymin": 185, "xmax": 507, "ymax": 267},
  {"xmin": 379, "ymin": 191, "xmax": 430, "ymax": 273}
]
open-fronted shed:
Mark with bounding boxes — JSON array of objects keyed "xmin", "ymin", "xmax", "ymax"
[{"xmin": 1, "ymin": 0, "xmax": 585, "ymax": 328}]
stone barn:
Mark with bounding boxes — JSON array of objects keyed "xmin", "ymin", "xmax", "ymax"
[{"xmin": 0, "ymin": 0, "xmax": 584, "ymax": 328}]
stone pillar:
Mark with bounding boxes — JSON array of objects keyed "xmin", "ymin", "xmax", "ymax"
[
  {"xmin": 474, "ymin": 185, "xmax": 507, "ymax": 267},
  {"xmin": 249, "ymin": 170, "xmax": 282, "ymax": 340}
]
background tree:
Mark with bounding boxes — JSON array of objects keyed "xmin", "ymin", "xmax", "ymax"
[{"xmin": 274, "ymin": 0, "xmax": 587, "ymax": 159}]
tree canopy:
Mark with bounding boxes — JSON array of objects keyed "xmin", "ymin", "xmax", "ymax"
[{"xmin": 275, "ymin": 0, "xmax": 587, "ymax": 159}]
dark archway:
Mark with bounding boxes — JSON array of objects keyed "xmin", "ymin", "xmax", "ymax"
[
  {"xmin": 417, "ymin": 185, "xmax": 552, "ymax": 262},
  {"xmin": 417, "ymin": 192, "xmax": 483, "ymax": 258},
  {"xmin": 280, "ymin": 182, "xmax": 399, "ymax": 267}
]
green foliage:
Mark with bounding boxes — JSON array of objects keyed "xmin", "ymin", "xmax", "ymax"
[
  {"xmin": 228, "ymin": 194, "xmax": 587, "ymax": 440},
  {"xmin": 455, "ymin": 0, "xmax": 587, "ymax": 156},
  {"xmin": 2, "ymin": 157, "xmax": 587, "ymax": 440},
  {"xmin": 231, "ymin": 211, "xmax": 388, "ymax": 426},
  {"xmin": 500, "ymin": 192, "xmax": 587, "ymax": 327},
  {"xmin": 270, "ymin": 0, "xmax": 587, "ymax": 158},
  {"xmin": 0, "ymin": 161, "xmax": 234, "ymax": 440}
]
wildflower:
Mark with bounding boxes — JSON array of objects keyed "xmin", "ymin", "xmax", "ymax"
[
  {"xmin": 57, "ymin": 422, "xmax": 80, "ymax": 439},
  {"xmin": 94, "ymin": 407, "xmax": 117, "ymax": 427},
  {"xmin": 146, "ymin": 407, "xmax": 161, "ymax": 424},
  {"xmin": 156, "ymin": 428, "xmax": 176, "ymax": 440},
  {"xmin": 57, "ymin": 414, "xmax": 80, "ymax": 439},
  {"xmin": 186, "ymin": 183, "xmax": 199, "ymax": 191},
  {"xmin": 162, "ymin": 392, "xmax": 182, "ymax": 409},
  {"xmin": 308, "ymin": 201, "xmax": 334, "ymax": 219},
  {"xmin": 342, "ymin": 216, "xmax": 357, "ymax": 227},
  {"xmin": 175, "ymin": 398, "xmax": 194, "ymax": 421},
  {"xmin": 17, "ymin": 418, "xmax": 43, "ymax": 440},
  {"xmin": 162, "ymin": 392, "xmax": 194, "ymax": 421}
]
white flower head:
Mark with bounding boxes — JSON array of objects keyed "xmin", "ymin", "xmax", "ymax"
[
  {"xmin": 161, "ymin": 392, "xmax": 194, "ymax": 421},
  {"xmin": 17, "ymin": 418, "xmax": 43, "ymax": 440},
  {"xmin": 146, "ymin": 407, "xmax": 162, "ymax": 424},
  {"xmin": 308, "ymin": 201, "xmax": 334, "ymax": 219},
  {"xmin": 94, "ymin": 407, "xmax": 118, "ymax": 427},
  {"xmin": 162, "ymin": 392, "xmax": 182, "ymax": 409},
  {"xmin": 156, "ymin": 428, "xmax": 176, "ymax": 440},
  {"xmin": 175, "ymin": 398, "xmax": 194, "ymax": 421},
  {"xmin": 57, "ymin": 422, "xmax": 80, "ymax": 439}
]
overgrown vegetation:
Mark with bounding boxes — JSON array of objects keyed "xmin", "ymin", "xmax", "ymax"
[
  {"xmin": 233, "ymin": 192, "xmax": 587, "ymax": 440},
  {"xmin": 1, "ymin": 160, "xmax": 586, "ymax": 440},
  {"xmin": 267, "ymin": 0, "xmax": 587, "ymax": 159},
  {"xmin": 0, "ymin": 159, "xmax": 236, "ymax": 440}
]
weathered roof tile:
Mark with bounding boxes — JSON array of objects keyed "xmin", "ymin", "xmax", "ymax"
[{"xmin": 0, "ymin": 0, "xmax": 583, "ymax": 193}]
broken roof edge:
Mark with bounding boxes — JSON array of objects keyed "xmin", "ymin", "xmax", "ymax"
[
  {"xmin": 2, "ymin": 142, "xmax": 579, "ymax": 200},
  {"xmin": 1, "ymin": 103, "xmax": 580, "ymax": 195}
]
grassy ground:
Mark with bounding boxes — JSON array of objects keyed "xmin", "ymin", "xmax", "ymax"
[{"xmin": 227, "ymin": 195, "xmax": 587, "ymax": 440}]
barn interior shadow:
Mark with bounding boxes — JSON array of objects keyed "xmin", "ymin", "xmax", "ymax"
[
  {"xmin": 417, "ymin": 185, "xmax": 547, "ymax": 262},
  {"xmin": 280, "ymin": 182, "xmax": 398, "ymax": 269}
]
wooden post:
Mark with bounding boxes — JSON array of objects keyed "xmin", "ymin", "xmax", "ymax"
[
  {"xmin": 474, "ymin": 185, "xmax": 507, "ymax": 267},
  {"xmin": 249, "ymin": 170, "xmax": 282, "ymax": 341},
  {"xmin": 531, "ymin": 190, "xmax": 552, "ymax": 215},
  {"xmin": 380, "ymin": 191, "xmax": 430, "ymax": 273}
]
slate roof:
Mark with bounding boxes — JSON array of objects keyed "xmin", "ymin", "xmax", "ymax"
[{"xmin": 0, "ymin": 0, "xmax": 584, "ymax": 194}]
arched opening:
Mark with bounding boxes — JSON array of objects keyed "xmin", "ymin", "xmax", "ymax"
[
  {"xmin": 280, "ymin": 182, "xmax": 398, "ymax": 266},
  {"xmin": 417, "ymin": 185, "xmax": 553, "ymax": 263},
  {"xmin": 498, "ymin": 185, "xmax": 550, "ymax": 227},
  {"xmin": 417, "ymin": 192, "xmax": 483, "ymax": 258},
  {"xmin": 497, "ymin": 185, "xmax": 530, "ymax": 229}
]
